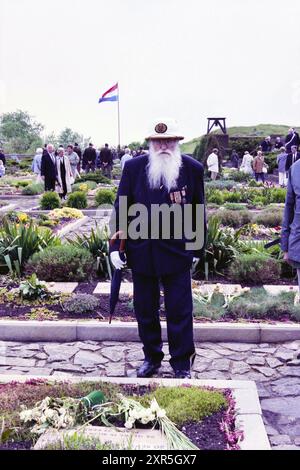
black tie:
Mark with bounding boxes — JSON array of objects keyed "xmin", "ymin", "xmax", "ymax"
[{"xmin": 293, "ymin": 153, "xmax": 296, "ymax": 164}]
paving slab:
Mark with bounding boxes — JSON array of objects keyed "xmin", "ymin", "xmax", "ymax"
[
  {"xmin": 263, "ymin": 285, "xmax": 297, "ymax": 295},
  {"xmin": 46, "ymin": 282, "xmax": 78, "ymax": 294}
]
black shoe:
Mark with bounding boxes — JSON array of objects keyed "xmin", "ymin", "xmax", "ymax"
[
  {"xmin": 137, "ymin": 360, "xmax": 161, "ymax": 378},
  {"xmin": 174, "ymin": 369, "xmax": 191, "ymax": 379}
]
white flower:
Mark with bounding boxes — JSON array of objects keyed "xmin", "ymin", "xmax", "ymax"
[
  {"xmin": 150, "ymin": 400, "xmax": 160, "ymax": 413},
  {"xmin": 44, "ymin": 409, "xmax": 56, "ymax": 420},
  {"xmin": 20, "ymin": 410, "xmax": 33, "ymax": 422},
  {"xmin": 125, "ymin": 419, "xmax": 134, "ymax": 429},
  {"xmin": 157, "ymin": 409, "xmax": 166, "ymax": 419}
]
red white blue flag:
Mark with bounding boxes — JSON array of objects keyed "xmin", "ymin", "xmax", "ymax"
[{"xmin": 98, "ymin": 83, "xmax": 118, "ymax": 103}]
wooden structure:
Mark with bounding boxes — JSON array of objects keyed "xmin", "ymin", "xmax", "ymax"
[{"xmin": 207, "ymin": 117, "xmax": 227, "ymax": 135}]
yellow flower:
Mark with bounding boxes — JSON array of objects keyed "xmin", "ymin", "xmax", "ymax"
[
  {"xmin": 17, "ymin": 212, "xmax": 29, "ymax": 223},
  {"xmin": 79, "ymin": 183, "xmax": 88, "ymax": 192}
]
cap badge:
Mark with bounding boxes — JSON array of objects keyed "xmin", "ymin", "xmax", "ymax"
[{"xmin": 155, "ymin": 122, "xmax": 168, "ymax": 134}]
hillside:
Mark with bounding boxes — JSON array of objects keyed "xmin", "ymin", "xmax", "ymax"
[{"xmin": 180, "ymin": 124, "xmax": 294, "ymax": 154}]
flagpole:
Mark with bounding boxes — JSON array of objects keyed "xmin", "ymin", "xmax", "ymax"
[{"xmin": 117, "ymin": 82, "xmax": 120, "ymax": 148}]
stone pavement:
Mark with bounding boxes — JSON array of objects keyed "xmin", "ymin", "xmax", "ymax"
[{"xmin": 1, "ymin": 339, "xmax": 300, "ymax": 450}]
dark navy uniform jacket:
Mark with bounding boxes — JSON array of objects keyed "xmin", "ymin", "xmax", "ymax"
[{"xmin": 110, "ymin": 154, "xmax": 206, "ymax": 277}]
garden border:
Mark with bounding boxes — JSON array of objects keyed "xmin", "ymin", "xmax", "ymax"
[
  {"xmin": 0, "ymin": 374, "xmax": 270, "ymax": 450},
  {"xmin": 1, "ymin": 319, "xmax": 300, "ymax": 343}
]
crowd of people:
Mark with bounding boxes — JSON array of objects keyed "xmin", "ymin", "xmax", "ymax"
[
  {"xmin": 206, "ymin": 128, "xmax": 300, "ymax": 187},
  {"xmin": 25, "ymin": 143, "xmax": 148, "ymax": 198}
]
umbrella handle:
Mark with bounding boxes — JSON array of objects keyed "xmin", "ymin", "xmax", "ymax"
[{"xmin": 110, "ymin": 230, "xmax": 126, "ymax": 253}]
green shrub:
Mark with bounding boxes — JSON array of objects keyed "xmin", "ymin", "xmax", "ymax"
[
  {"xmin": 40, "ymin": 191, "xmax": 61, "ymax": 210},
  {"xmin": 223, "ymin": 203, "xmax": 246, "ymax": 211},
  {"xmin": 206, "ymin": 180, "xmax": 236, "ymax": 191},
  {"xmin": 26, "ymin": 245, "xmax": 94, "ymax": 281},
  {"xmin": 138, "ymin": 386, "xmax": 226, "ymax": 426},
  {"xmin": 206, "ymin": 189, "xmax": 224, "ymax": 205},
  {"xmin": 228, "ymin": 288, "xmax": 300, "ymax": 321},
  {"xmin": 80, "ymin": 172, "xmax": 111, "ymax": 184},
  {"xmin": 15, "ymin": 180, "xmax": 32, "ymax": 188},
  {"xmin": 226, "ymin": 170, "xmax": 251, "ymax": 183},
  {"xmin": 62, "ymin": 294, "xmax": 99, "ymax": 314},
  {"xmin": 66, "ymin": 191, "xmax": 87, "ymax": 209},
  {"xmin": 228, "ymin": 253, "xmax": 280, "ymax": 284},
  {"xmin": 22, "ymin": 183, "xmax": 44, "ymax": 195},
  {"xmin": 69, "ymin": 224, "xmax": 111, "ymax": 278},
  {"xmin": 0, "ymin": 219, "xmax": 60, "ymax": 275},
  {"xmin": 214, "ymin": 209, "xmax": 252, "ymax": 227},
  {"xmin": 223, "ymin": 191, "xmax": 243, "ymax": 203},
  {"xmin": 95, "ymin": 189, "xmax": 115, "ymax": 206},
  {"xmin": 194, "ymin": 217, "xmax": 240, "ymax": 278},
  {"xmin": 254, "ymin": 208, "xmax": 283, "ymax": 227},
  {"xmin": 268, "ymin": 188, "xmax": 287, "ymax": 203},
  {"xmin": 248, "ymin": 179, "xmax": 263, "ymax": 188}
]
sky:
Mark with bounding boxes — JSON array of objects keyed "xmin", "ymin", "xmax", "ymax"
[{"xmin": 1, "ymin": 0, "xmax": 300, "ymax": 147}]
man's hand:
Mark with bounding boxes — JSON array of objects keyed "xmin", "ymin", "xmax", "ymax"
[{"xmin": 110, "ymin": 251, "xmax": 126, "ymax": 269}]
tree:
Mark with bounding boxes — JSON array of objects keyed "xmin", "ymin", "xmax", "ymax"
[
  {"xmin": 0, "ymin": 110, "xmax": 44, "ymax": 153},
  {"xmin": 58, "ymin": 128, "xmax": 82, "ymax": 147}
]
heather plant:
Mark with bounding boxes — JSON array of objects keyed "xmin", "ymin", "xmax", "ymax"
[
  {"xmin": 213, "ymin": 209, "xmax": 252, "ymax": 228},
  {"xmin": 62, "ymin": 294, "xmax": 100, "ymax": 315},
  {"xmin": 228, "ymin": 253, "xmax": 280, "ymax": 284}
]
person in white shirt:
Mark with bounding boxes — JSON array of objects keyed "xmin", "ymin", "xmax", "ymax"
[
  {"xmin": 206, "ymin": 148, "xmax": 219, "ymax": 180},
  {"xmin": 121, "ymin": 148, "xmax": 133, "ymax": 171}
]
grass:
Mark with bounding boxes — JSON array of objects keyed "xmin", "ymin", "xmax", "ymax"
[
  {"xmin": 137, "ymin": 386, "xmax": 227, "ymax": 427},
  {"xmin": 181, "ymin": 124, "xmax": 296, "ymax": 154}
]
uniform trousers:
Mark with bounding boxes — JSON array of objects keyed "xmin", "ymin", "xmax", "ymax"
[{"xmin": 132, "ymin": 269, "xmax": 195, "ymax": 371}]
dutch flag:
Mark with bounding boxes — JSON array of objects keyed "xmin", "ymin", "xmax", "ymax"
[{"xmin": 98, "ymin": 83, "xmax": 118, "ymax": 103}]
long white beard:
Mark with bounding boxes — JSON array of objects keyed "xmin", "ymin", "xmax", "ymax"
[{"xmin": 147, "ymin": 142, "xmax": 182, "ymax": 191}]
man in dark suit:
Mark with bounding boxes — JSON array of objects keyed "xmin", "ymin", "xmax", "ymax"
[
  {"xmin": 109, "ymin": 118, "xmax": 206, "ymax": 379},
  {"xmin": 99, "ymin": 143, "xmax": 113, "ymax": 179},
  {"xmin": 82, "ymin": 143, "xmax": 96, "ymax": 173},
  {"xmin": 285, "ymin": 145, "xmax": 300, "ymax": 172},
  {"xmin": 285, "ymin": 128, "xmax": 300, "ymax": 152},
  {"xmin": 41, "ymin": 144, "xmax": 57, "ymax": 191}
]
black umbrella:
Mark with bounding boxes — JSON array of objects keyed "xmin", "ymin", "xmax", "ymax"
[
  {"xmin": 264, "ymin": 238, "xmax": 281, "ymax": 249},
  {"xmin": 109, "ymin": 232, "xmax": 126, "ymax": 324}
]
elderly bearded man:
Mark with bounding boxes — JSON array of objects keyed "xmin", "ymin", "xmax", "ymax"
[{"xmin": 109, "ymin": 119, "xmax": 206, "ymax": 379}]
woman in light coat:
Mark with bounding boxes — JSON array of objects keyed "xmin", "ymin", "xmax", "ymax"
[
  {"xmin": 240, "ymin": 151, "xmax": 254, "ymax": 175},
  {"xmin": 56, "ymin": 147, "xmax": 73, "ymax": 199}
]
